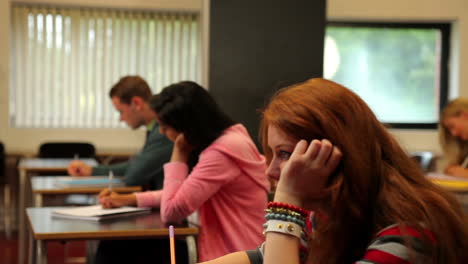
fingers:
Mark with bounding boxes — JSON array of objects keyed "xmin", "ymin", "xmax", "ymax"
[
  {"xmin": 98, "ymin": 188, "xmax": 111, "ymax": 198},
  {"xmin": 291, "ymin": 140, "xmax": 308, "ymax": 158},
  {"xmin": 304, "ymin": 139, "xmax": 322, "ymax": 161},
  {"xmin": 99, "ymin": 198, "xmax": 113, "ymax": 208},
  {"xmin": 313, "ymin": 139, "xmax": 332, "ymax": 165},
  {"xmin": 299, "ymin": 139, "xmax": 341, "ymax": 169},
  {"xmin": 327, "ymin": 146, "xmax": 342, "ymax": 172}
]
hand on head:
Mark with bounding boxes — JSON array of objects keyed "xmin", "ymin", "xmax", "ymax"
[
  {"xmin": 275, "ymin": 139, "xmax": 342, "ymax": 206},
  {"xmin": 98, "ymin": 188, "xmax": 137, "ymax": 208},
  {"xmin": 170, "ymin": 133, "xmax": 193, "ymax": 163},
  {"xmin": 67, "ymin": 160, "xmax": 92, "ymax": 176}
]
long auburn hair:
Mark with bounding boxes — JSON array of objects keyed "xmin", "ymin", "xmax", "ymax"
[
  {"xmin": 260, "ymin": 78, "xmax": 467, "ymax": 264},
  {"xmin": 439, "ymin": 98, "xmax": 468, "ymax": 165}
]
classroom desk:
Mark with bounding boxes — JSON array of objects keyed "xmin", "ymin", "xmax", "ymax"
[
  {"xmin": 18, "ymin": 158, "xmax": 98, "ymax": 264},
  {"xmin": 428, "ymin": 175, "xmax": 468, "ymax": 213},
  {"xmin": 27, "ymin": 207, "xmax": 199, "ymax": 264},
  {"xmin": 31, "ymin": 176, "xmax": 141, "ymax": 207}
]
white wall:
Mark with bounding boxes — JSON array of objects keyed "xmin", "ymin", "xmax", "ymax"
[{"xmin": 1, "ymin": 0, "xmax": 467, "ymax": 154}]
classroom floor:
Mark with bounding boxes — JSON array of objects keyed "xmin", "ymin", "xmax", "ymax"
[
  {"xmin": 0, "ymin": 188, "xmax": 88, "ymax": 264},
  {"xmin": 0, "ymin": 231, "xmax": 87, "ymax": 264}
]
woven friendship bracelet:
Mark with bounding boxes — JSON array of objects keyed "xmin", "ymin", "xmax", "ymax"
[{"xmin": 263, "ymin": 219, "xmax": 303, "ymax": 239}]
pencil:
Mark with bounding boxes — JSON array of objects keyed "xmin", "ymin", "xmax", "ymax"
[{"xmin": 169, "ymin": 225, "xmax": 176, "ymax": 264}]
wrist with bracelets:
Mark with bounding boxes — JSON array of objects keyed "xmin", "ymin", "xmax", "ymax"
[{"xmin": 263, "ymin": 202, "xmax": 313, "ymax": 264}]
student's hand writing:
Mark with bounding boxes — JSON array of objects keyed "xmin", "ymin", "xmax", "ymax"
[
  {"xmin": 67, "ymin": 161, "xmax": 92, "ymax": 176},
  {"xmin": 170, "ymin": 133, "xmax": 193, "ymax": 163},
  {"xmin": 445, "ymin": 165, "xmax": 468, "ymax": 178},
  {"xmin": 98, "ymin": 188, "xmax": 137, "ymax": 208},
  {"xmin": 275, "ymin": 139, "xmax": 342, "ymax": 207}
]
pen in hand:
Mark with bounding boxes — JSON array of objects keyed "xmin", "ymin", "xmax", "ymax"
[
  {"xmin": 108, "ymin": 170, "xmax": 114, "ymax": 192},
  {"xmin": 73, "ymin": 153, "xmax": 81, "ymax": 175}
]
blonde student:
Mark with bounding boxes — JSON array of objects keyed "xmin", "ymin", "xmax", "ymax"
[
  {"xmin": 439, "ymin": 97, "xmax": 468, "ymax": 178},
  {"xmin": 203, "ymin": 78, "xmax": 468, "ymax": 264}
]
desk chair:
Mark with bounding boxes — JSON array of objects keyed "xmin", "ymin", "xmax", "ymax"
[
  {"xmin": 410, "ymin": 151, "xmax": 435, "ymax": 172},
  {"xmin": 38, "ymin": 142, "xmax": 97, "ymax": 263},
  {"xmin": 38, "ymin": 141, "xmax": 98, "ymax": 204},
  {"xmin": 39, "ymin": 142, "xmax": 96, "ymax": 158},
  {"xmin": 0, "ymin": 142, "xmax": 12, "ymax": 238}
]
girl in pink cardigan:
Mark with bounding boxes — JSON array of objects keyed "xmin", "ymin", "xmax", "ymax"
[{"xmin": 99, "ymin": 81, "xmax": 270, "ymax": 262}]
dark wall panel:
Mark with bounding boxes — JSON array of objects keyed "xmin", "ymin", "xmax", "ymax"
[{"xmin": 209, "ymin": 0, "xmax": 326, "ymax": 145}]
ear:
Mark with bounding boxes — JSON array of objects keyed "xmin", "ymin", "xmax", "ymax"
[{"xmin": 130, "ymin": 96, "xmax": 144, "ymax": 109}]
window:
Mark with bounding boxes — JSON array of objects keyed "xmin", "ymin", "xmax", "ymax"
[
  {"xmin": 324, "ymin": 22, "xmax": 450, "ymax": 129},
  {"xmin": 10, "ymin": 4, "xmax": 201, "ymax": 128}
]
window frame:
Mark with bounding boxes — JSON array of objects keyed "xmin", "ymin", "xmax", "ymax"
[{"xmin": 325, "ymin": 21, "xmax": 451, "ymax": 129}]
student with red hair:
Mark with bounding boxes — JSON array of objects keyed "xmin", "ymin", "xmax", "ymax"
[{"xmin": 203, "ymin": 78, "xmax": 468, "ymax": 264}]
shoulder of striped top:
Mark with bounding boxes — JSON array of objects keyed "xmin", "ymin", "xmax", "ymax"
[{"xmin": 355, "ymin": 224, "xmax": 436, "ymax": 264}]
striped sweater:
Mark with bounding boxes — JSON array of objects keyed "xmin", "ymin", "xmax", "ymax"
[
  {"xmin": 247, "ymin": 224, "xmax": 435, "ymax": 264},
  {"xmin": 355, "ymin": 224, "xmax": 435, "ymax": 264}
]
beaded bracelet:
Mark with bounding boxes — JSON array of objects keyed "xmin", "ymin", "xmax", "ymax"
[
  {"xmin": 267, "ymin": 201, "xmax": 309, "ymax": 217},
  {"xmin": 265, "ymin": 207, "xmax": 303, "ymax": 218},
  {"xmin": 265, "ymin": 212, "xmax": 306, "ymax": 227}
]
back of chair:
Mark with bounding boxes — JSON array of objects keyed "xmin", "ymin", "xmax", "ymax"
[
  {"xmin": 39, "ymin": 142, "xmax": 96, "ymax": 158},
  {"xmin": 410, "ymin": 151, "xmax": 435, "ymax": 173},
  {"xmin": 0, "ymin": 142, "xmax": 5, "ymax": 185}
]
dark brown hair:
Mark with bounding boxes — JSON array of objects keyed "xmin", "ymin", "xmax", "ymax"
[
  {"xmin": 150, "ymin": 81, "xmax": 235, "ymax": 168},
  {"xmin": 109, "ymin": 76, "xmax": 152, "ymax": 104},
  {"xmin": 260, "ymin": 78, "xmax": 468, "ymax": 264}
]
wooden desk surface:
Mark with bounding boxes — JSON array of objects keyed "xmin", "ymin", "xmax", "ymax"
[
  {"xmin": 19, "ymin": 158, "xmax": 98, "ymax": 170},
  {"xmin": 27, "ymin": 207, "xmax": 198, "ymax": 241},
  {"xmin": 31, "ymin": 176, "xmax": 141, "ymax": 194}
]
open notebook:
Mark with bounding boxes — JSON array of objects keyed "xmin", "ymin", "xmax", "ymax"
[
  {"xmin": 54, "ymin": 176, "xmax": 125, "ymax": 188},
  {"xmin": 51, "ymin": 205, "xmax": 151, "ymax": 221}
]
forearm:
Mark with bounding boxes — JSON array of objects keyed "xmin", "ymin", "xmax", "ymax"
[
  {"xmin": 160, "ymin": 162, "xmax": 192, "ymax": 222},
  {"xmin": 264, "ymin": 233, "xmax": 300, "ymax": 264},
  {"xmin": 263, "ymin": 192, "xmax": 302, "ymax": 264},
  {"xmin": 200, "ymin": 251, "xmax": 251, "ymax": 264},
  {"xmin": 135, "ymin": 191, "xmax": 162, "ymax": 208}
]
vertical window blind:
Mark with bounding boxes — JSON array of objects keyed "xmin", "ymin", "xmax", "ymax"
[{"xmin": 10, "ymin": 4, "xmax": 201, "ymax": 128}]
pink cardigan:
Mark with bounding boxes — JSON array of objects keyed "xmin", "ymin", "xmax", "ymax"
[{"xmin": 135, "ymin": 124, "xmax": 269, "ymax": 261}]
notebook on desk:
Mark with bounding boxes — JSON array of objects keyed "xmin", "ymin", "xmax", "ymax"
[
  {"xmin": 51, "ymin": 205, "xmax": 151, "ymax": 221},
  {"xmin": 54, "ymin": 176, "xmax": 125, "ymax": 188}
]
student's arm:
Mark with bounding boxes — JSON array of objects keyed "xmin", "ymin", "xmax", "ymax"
[
  {"xmin": 160, "ymin": 149, "xmax": 241, "ymax": 222},
  {"xmin": 263, "ymin": 140, "xmax": 341, "ymax": 264},
  {"xmin": 98, "ymin": 189, "xmax": 137, "ymax": 208},
  {"xmin": 445, "ymin": 165, "xmax": 468, "ymax": 178},
  {"xmin": 200, "ymin": 251, "xmax": 251, "ymax": 264},
  {"xmin": 263, "ymin": 192, "xmax": 302, "ymax": 264}
]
